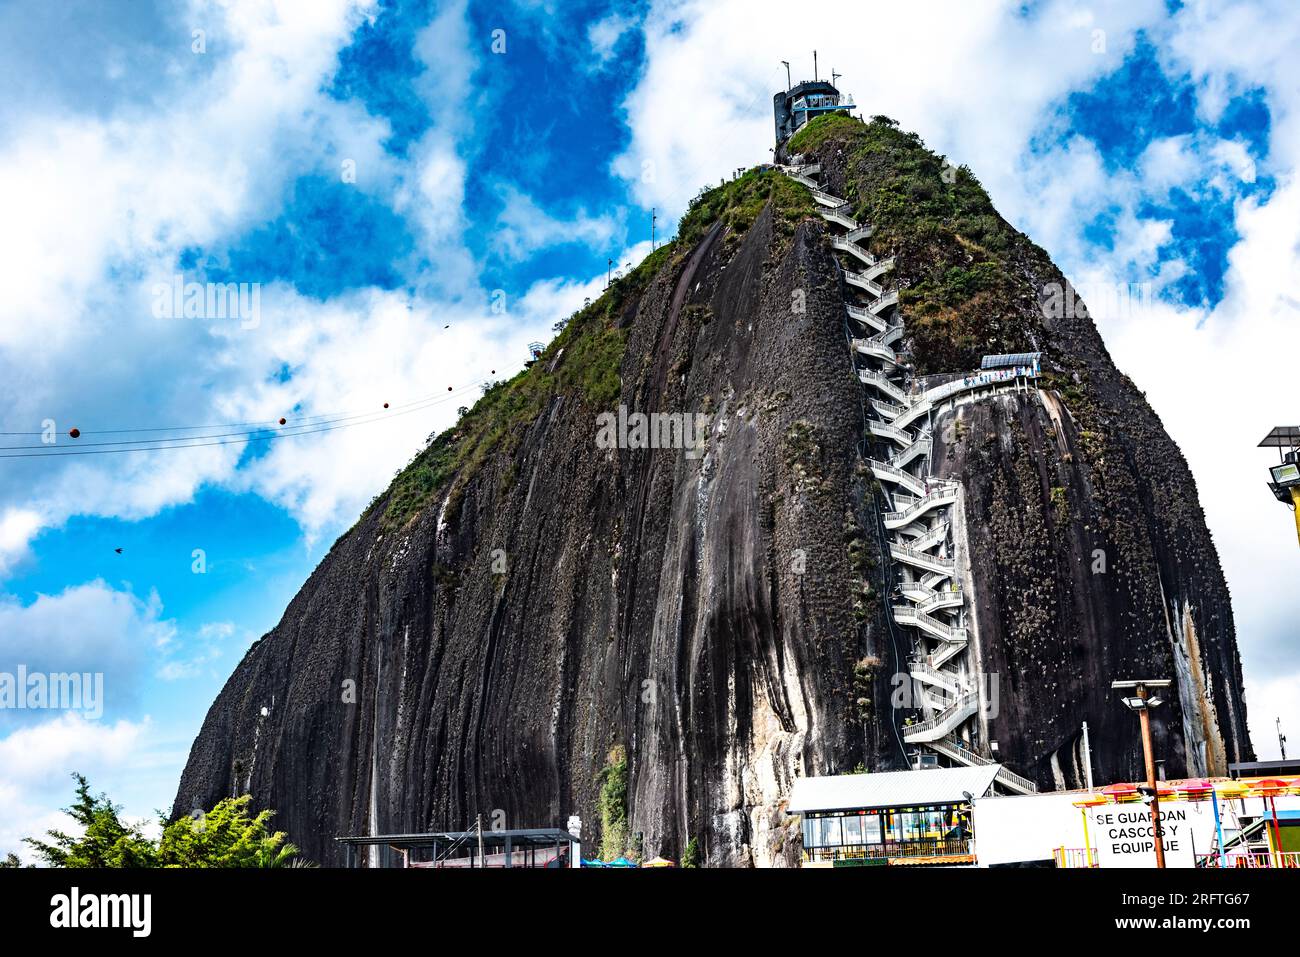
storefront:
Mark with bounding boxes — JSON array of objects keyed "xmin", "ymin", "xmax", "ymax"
[{"xmin": 788, "ymin": 765, "xmax": 1002, "ymax": 866}]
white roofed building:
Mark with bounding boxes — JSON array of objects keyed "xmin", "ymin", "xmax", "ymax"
[{"xmin": 786, "ymin": 766, "xmax": 1006, "ymax": 867}]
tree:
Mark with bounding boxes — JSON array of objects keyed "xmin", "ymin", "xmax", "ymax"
[
  {"xmin": 156, "ymin": 795, "xmax": 299, "ymax": 868},
  {"xmin": 24, "ymin": 773, "xmax": 157, "ymax": 868},
  {"xmin": 1, "ymin": 852, "xmax": 31, "ymax": 868},
  {"xmin": 681, "ymin": 837, "xmax": 700, "ymax": 869},
  {"xmin": 23, "ymin": 774, "xmax": 304, "ymax": 868}
]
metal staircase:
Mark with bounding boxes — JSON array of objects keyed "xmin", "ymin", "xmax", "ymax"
[{"xmin": 777, "ymin": 161, "xmax": 1039, "ymax": 793}]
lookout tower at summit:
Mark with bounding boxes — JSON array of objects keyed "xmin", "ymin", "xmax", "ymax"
[{"xmin": 773, "ymin": 63, "xmax": 855, "ymax": 147}]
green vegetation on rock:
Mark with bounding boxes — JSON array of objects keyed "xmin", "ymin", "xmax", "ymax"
[
  {"xmin": 596, "ymin": 745, "xmax": 629, "ymax": 861},
  {"xmin": 788, "ymin": 112, "xmax": 1039, "ymax": 374},
  {"xmin": 377, "ymin": 169, "xmax": 818, "ymax": 532}
]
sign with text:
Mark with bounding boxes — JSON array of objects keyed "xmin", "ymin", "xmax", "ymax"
[{"xmin": 1088, "ymin": 802, "xmax": 1210, "ymax": 868}]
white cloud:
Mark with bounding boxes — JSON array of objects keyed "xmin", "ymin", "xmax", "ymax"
[
  {"xmin": 588, "ymin": 12, "xmax": 635, "ymax": 68},
  {"xmin": 0, "ymin": 581, "xmax": 175, "ymax": 725},
  {"xmin": 492, "ymin": 184, "xmax": 624, "ymax": 262},
  {"xmin": 0, "ymin": 713, "xmax": 172, "ymax": 864},
  {"xmin": 0, "ymin": 508, "xmax": 42, "ymax": 577}
]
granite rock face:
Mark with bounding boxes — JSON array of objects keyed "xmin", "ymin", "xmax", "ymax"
[{"xmin": 174, "ymin": 117, "xmax": 1251, "ymax": 867}]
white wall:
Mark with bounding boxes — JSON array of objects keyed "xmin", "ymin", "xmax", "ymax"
[{"xmin": 974, "ymin": 790, "xmax": 1300, "ymax": 868}]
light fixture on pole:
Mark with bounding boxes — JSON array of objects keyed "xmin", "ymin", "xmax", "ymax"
[{"xmin": 1112, "ymin": 679, "xmax": 1172, "ymax": 868}]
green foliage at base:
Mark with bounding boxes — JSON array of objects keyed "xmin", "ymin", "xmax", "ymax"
[
  {"xmin": 19, "ymin": 773, "xmax": 303, "ymax": 869},
  {"xmin": 596, "ymin": 745, "xmax": 629, "ymax": 862},
  {"xmin": 21, "ymin": 774, "xmax": 156, "ymax": 868},
  {"xmin": 156, "ymin": 794, "xmax": 299, "ymax": 868},
  {"xmin": 681, "ymin": 836, "xmax": 700, "ymax": 868}
]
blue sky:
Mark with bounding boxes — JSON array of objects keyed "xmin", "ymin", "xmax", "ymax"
[{"xmin": 2, "ymin": 0, "xmax": 1299, "ymax": 858}]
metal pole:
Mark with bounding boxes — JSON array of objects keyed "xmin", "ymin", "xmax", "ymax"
[
  {"xmin": 813, "ymin": 50, "xmax": 818, "ymax": 82},
  {"xmin": 1082, "ymin": 721, "xmax": 1095, "ymax": 792},
  {"xmin": 1137, "ymin": 686, "xmax": 1166, "ymax": 868},
  {"xmin": 1080, "ymin": 807, "xmax": 1094, "ymax": 868},
  {"xmin": 1212, "ymin": 790, "xmax": 1226, "ymax": 868},
  {"xmin": 1269, "ymin": 793, "xmax": 1284, "ymax": 867},
  {"xmin": 477, "ymin": 814, "xmax": 485, "ymax": 869}
]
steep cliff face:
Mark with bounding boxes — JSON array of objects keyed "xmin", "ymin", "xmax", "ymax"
[{"xmin": 174, "ymin": 114, "xmax": 1251, "ymax": 866}]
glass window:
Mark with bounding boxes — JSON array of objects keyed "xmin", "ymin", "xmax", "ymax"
[
  {"xmin": 842, "ymin": 815, "xmax": 863, "ymax": 845},
  {"xmin": 820, "ymin": 816, "xmax": 842, "ymax": 847},
  {"xmin": 802, "ymin": 817, "xmax": 816, "ymax": 848},
  {"xmin": 863, "ymin": 813, "xmax": 882, "ymax": 844}
]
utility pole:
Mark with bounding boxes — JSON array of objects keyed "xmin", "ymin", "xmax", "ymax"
[
  {"xmin": 607, "ymin": 257, "xmax": 612, "ymax": 289},
  {"xmin": 813, "ymin": 49, "xmax": 818, "ymax": 82},
  {"xmin": 1113, "ymin": 679, "xmax": 1172, "ymax": 869},
  {"xmin": 1137, "ymin": 687, "xmax": 1166, "ymax": 869},
  {"xmin": 1082, "ymin": 721, "xmax": 1095, "ymax": 792},
  {"xmin": 832, "ymin": 69, "xmax": 841, "ymax": 88},
  {"xmin": 781, "ymin": 60, "xmax": 791, "ymax": 90},
  {"xmin": 476, "ymin": 813, "xmax": 485, "ymax": 869},
  {"xmin": 651, "ymin": 208, "xmax": 657, "ymax": 250},
  {"xmin": 1279, "ymin": 716, "xmax": 1288, "ymax": 760}
]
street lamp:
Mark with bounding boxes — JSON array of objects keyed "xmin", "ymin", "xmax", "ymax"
[{"xmin": 1112, "ymin": 679, "xmax": 1172, "ymax": 868}]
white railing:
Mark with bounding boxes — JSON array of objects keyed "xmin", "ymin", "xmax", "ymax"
[
  {"xmin": 889, "ymin": 437, "xmax": 931, "ymax": 469},
  {"xmin": 870, "ymin": 396, "xmax": 909, "ymax": 420},
  {"xmin": 892, "ymin": 604, "xmax": 965, "ymax": 641},
  {"xmin": 859, "ymin": 369, "xmax": 908, "ymax": 404},
  {"xmin": 883, "ymin": 486, "xmax": 958, "ymax": 527},
  {"xmin": 903, "ymin": 692, "xmax": 979, "ymax": 742},
  {"xmin": 910, "ymin": 662, "xmax": 963, "ymax": 694},
  {"xmin": 870, "ymin": 289, "xmax": 900, "ymax": 312},
  {"xmin": 875, "ymin": 323, "xmax": 903, "ymax": 346},
  {"xmin": 845, "ymin": 224, "xmax": 874, "ymax": 244},
  {"xmin": 995, "ymin": 766, "xmax": 1039, "ymax": 795},
  {"xmin": 844, "ymin": 269, "xmax": 885, "ymax": 296},
  {"xmin": 819, "ymin": 207, "xmax": 858, "ymax": 229},
  {"xmin": 811, "ymin": 189, "xmax": 845, "ymax": 208},
  {"xmin": 889, "ymin": 542, "xmax": 955, "ymax": 575},
  {"xmin": 914, "ymin": 583, "xmax": 962, "ymax": 613},
  {"xmin": 931, "ymin": 639, "xmax": 966, "ymax": 670},
  {"xmin": 923, "ymin": 366, "xmax": 1041, "ymax": 408},
  {"xmin": 833, "ymin": 239, "xmax": 880, "ymax": 268},
  {"xmin": 846, "ymin": 303, "xmax": 886, "ymax": 332},
  {"xmin": 853, "ymin": 338, "xmax": 897, "ymax": 364},
  {"xmin": 862, "ymin": 257, "xmax": 896, "ymax": 281},
  {"xmin": 870, "ymin": 459, "xmax": 926, "ymax": 497},
  {"xmin": 867, "ymin": 419, "xmax": 911, "ymax": 446}
]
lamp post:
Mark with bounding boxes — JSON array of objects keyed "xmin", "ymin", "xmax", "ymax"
[{"xmin": 1112, "ymin": 679, "xmax": 1172, "ymax": 868}]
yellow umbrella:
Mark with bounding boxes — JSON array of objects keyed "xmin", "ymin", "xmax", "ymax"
[{"xmin": 642, "ymin": 856, "xmax": 676, "ymax": 868}]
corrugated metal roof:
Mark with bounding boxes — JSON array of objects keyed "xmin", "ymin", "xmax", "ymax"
[
  {"xmin": 786, "ymin": 766, "xmax": 1003, "ymax": 813},
  {"xmin": 980, "ymin": 352, "xmax": 1041, "ymax": 370}
]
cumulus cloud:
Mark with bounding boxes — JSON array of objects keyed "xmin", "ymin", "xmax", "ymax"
[
  {"xmin": 492, "ymin": 184, "xmax": 624, "ymax": 262},
  {"xmin": 0, "ymin": 581, "xmax": 176, "ymax": 730},
  {"xmin": 0, "ymin": 713, "xmax": 165, "ymax": 864}
]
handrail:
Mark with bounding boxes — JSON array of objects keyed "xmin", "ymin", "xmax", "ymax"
[
  {"xmin": 903, "ymin": 692, "xmax": 979, "ymax": 739},
  {"xmin": 883, "ymin": 486, "xmax": 958, "ymax": 525}
]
